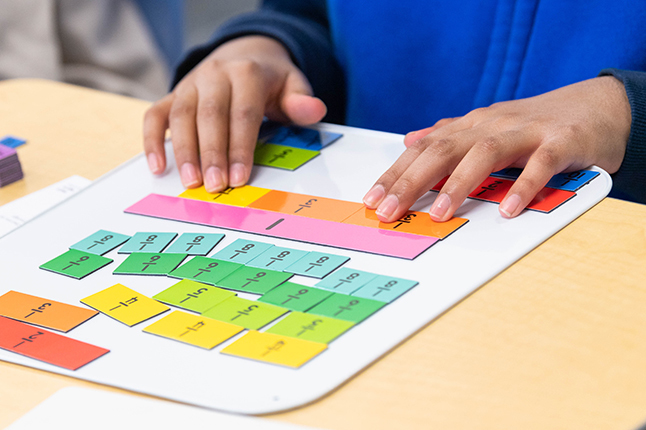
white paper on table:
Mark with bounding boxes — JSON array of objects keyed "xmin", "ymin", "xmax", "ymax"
[{"xmin": 0, "ymin": 175, "xmax": 91, "ymax": 237}]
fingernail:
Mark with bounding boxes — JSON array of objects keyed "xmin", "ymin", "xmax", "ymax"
[
  {"xmin": 430, "ymin": 193, "xmax": 451, "ymax": 221},
  {"xmin": 500, "ymin": 194, "xmax": 521, "ymax": 218},
  {"xmin": 204, "ymin": 166, "xmax": 224, "ymax": 192},
  {"xmin": 376, "ymin": 194, "xmax": 399, "ymax": 220},
  {"xmin": 180, "ymin": 163, "xmax": 199, "ymax": 188},
  {"xmin": 229, "ymin": 163, "xmax": 246, "ymax": 187},
  {"xmin": 363, "ymin": 184, "xmax": 386, "ymax": 208},
  {"xmin": 147, "ymin": 153, "xmax": 161, "ymax": 174}
]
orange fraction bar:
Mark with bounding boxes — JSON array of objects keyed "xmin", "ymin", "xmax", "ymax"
[
  {"xmin": 342, "ymin": 207, "xmax": 468, "ymax": 239},
  {"xmin": 0, "ymin": 291, "xmax": 98, "ymax": 332},
  {"xmin": 247, "ymin": 189, "xmax": 364, "ymax": 223}
]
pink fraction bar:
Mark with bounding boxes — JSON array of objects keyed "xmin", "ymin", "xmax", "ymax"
[{"xmin": 124, "ymin": 194, "xmax": 438, "ymax": 259}]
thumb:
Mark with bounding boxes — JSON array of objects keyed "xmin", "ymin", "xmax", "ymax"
[{"xmin": 280, "ymin": 70, "xmax": 327, "ymax": 125}]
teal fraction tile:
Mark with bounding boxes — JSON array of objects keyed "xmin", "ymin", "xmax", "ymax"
[
  {"xmin": 202, "ymin": 296, "xmax": 287, "ymax": 330},
  {"xmin": 211, "ymin": 238, "xmax": 273, "ymax": 264},
  {"xmin": 153, "ymin": 279, "xmax": 235, "ymax": 313},
  {"xmin": 69, "ymin": 230, "xmax": 130, "ymax": 255},
  {"xmin": 168, "ymin": 256, "xmax": 242, "ymax": 285},
  {"xmin": 246, "ymin": 246, "xmax": 308, "ymax": 271},
  {"xmin": 113, "ymin": 253, "xmax": 186, "ymax": 276},
  {"xmin": 217, "ymin": 266, "xmax": 292, "ymax": 294},
  {"xmin": 315, "ymin": 268, "xmax": 378, "ymax": 295},
  {"xmin": 40, "ymin": 249, "xmax": 112, "ymax": 280},
  {"xmin": 118, "ymin": 232, "xmax": 177, "ymax": 254},
  {"xmin": 284, "ymin": 251, "xmax": 349, "ymax": 279},
  {"xmin": 258, "ymin": 282, "xmax": 332, "ymax": 312},
  {"xmin": 164, "ymin": 233, "xmax": 224, "ymax": 256},
  {"xmin": 351, "ymin": 275, "xmax": 419, "ymax": 303},
  {"xmin": 307, "ymin": 294, "xmax": 385, "ymax": 323}
]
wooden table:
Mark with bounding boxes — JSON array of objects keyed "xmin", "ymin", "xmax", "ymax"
[{"xmin": 1, "ymin": 79, "xmax": 645, "ymax": 430}]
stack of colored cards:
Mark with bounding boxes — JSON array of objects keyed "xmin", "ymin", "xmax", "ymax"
[{"xmin": 0, "ymin": 144, "xmax": 24, "ymax": 187}]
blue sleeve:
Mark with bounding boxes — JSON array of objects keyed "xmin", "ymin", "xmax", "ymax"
[
  {"xmin": 172, "ymin": 0, "xmax": 346, "ymax": 124},
  {"xmin": 599, "ymin": 69, "xmax": 646, "ymax": 204}
]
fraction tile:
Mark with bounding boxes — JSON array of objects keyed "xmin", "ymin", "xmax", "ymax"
[
  {"xmin": 0, "ymin": 291, "xmax": 98, "ymax": 332},
  {"xmin": 307, "ymin": 294, "xmax": 385, "ymax": 323},
  {"xmin": 266, "ymin": 312, "xmax": 354, "ymax": 344},
  {"xmin": 221, "ymin": 330, "xmax": 327, "ymax": 368},
  {"xmin": 315, "ymin": 268, "xmax": 378, "ymax": 295},
  {"xmin": 265, "ymin": 124, "xmax": 342, "ymax": 150},
  {"xmin": 153, "ymin": 279, "xmax": 235, "ymax": 313},
  {"xmin": 202, "ymin": 296, "xmax": 287, "ymax": 330},
  {"xmin": 491, "ymin": 168, "xmax": 599, "ymax": 192},
  {"xmin": 247, "ymin": 190, "xmax": 364, "ymax": 222},
  {"xmin": 0, "ymin": 135, "xmax": 27, "ymax": 148},
  {"xmin": 179, "ymin": 185, "xmax": 270, "ymax": 207},
  {"xmin": 118, "ymin": 232, "xmax": 177, "ymax": 254},
  {"xmin": 284, "ymin": 251, "xmax": 350, "ymax": 278},
  {"xmin": 246, "ymin": 246, "xmax": 308, "ymax": 271},
  {"xmin": 216, "ymin": 266, "xmax": 293, "ymax": 294},
  {"xmin": 343, "ymin": 207, "xmax": 468, "ymax": 239},
  {"xmin": 164, "ymin": 233, "xmax": 224, "ymax": 255},
  {"xmin": 0, "ymin": 316, "xmax": 109, "ymax": 370},
  {"xmin": 143, "ymin": 310, "xmax": 243, "ymax": 350},
  {"xmin": 113, "ymin": 253, "xmax": 186, "ymax": 276},
  {"xmin": 168, "ymin": 256, "xmax": 243, "ymax": 285},
  {"xmin": 80, "ymin": 283, "xmax": 169, "ymax": 327},
  {"xmin": 254, "ymin": 143, "xmax": 319, "ymax": 170},
  {"xmin": 211, "ymin": 239, "xmax": 273, "ymax": 264},
  {"xmin": 40, "ymin": 249, "xmax": 112, "ymax": 280},
  {"xmin": 351, "ymin": 275, "xmax": 419, "ymax": 303},
  {"xmin": 258, "ymin": 282, "xmax": 332, "ymax": 312},
  {"xmin": 70, "ymin": 230, "xmax": 130, "ymax": 255}
]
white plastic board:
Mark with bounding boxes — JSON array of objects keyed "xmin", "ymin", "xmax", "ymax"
[{"xmin": 0, "ymin": 123, "xmax": 611, "ymax": 414}]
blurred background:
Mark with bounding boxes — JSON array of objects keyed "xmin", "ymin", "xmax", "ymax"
[{"xmin": 186, "ymin": 0, "xmax": 258, "ymax": 48}]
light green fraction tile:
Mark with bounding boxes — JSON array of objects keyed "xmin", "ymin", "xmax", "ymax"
[
  {"xmin": 253, "ymin": 143, "xmax": 319, "ymax": 170},
  {"xmin": 69, "ymin": 230, "xmax": 130, "ymax": 255},
  {"xmin": 266, "ymin": 312, "xmax": 354, "ymax": 344},
  {"xmin": 168, "ymin": 256, "xmax": 242, "ymax": 285},
  {"xmin": 118, "ymin": 232, "xmax": 177, "ymax": 254},
  {"xmin": 202, "ymin": 296, "xmax": 287, "ymax": 330},
  {"xmin": 315, "ymin": 268, "xmax": 378, "ymax": 295},
  {"xmin": 153, "ymin": 279, "xmax": 235, "ymax": 313},
  {"xmin": 113, "ymin": 253, "xmax": 186, "ymax": 276},
  {"xmin": 246, "ymin": 246, "xmax": 308, "ymax": 271},
  {"xmin": 307, "ymin": 294, "xmax": 385, "ymax": 323},
  {"xmin": 352, "ymin": 275, "xmax": 419, "ymax": 303},
  {"xmin": 164, "ymin": 233, "xmax": 224, "ymax": 256},
  {"xmin": 211, "ymin": 239, "xmax": 273, "ymax": 264},
  {"xmin": 40, "ymin": 249, "xmax": 112, "ymax": 280},
  {"xmin": 217, "ymin": 265, "xmax": 292, "ymax": 294},
  {"xmin": 284, "ymin": 251, "xmax": 350, "ymax": 279},
  {"xmin": 258, "ymin": 282, "xmax": 332, "ymax": 312}
]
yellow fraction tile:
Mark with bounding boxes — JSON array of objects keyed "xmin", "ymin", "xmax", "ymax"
[
  {"xmin": 221, "ymin": 330, "xmax": 327, "ymax": 368},
  {"xmin": 143, "ymin": 310, "xmax": 243, "ymax": 349},
  {"xmin": 179, "ymin": 185, "xmax": 270, "ymax": 207},
  {"xmin": 80, "ymin": 283, "xmax": 169, "ymax": 327}
]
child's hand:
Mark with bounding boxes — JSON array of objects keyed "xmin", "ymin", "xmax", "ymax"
[
  {"xmin": 144, "ymin": 36, "xmax": 327, "ymax": 192},
  {"xmin": 363, "ymin": 77, "xmax": 631, "ymax": 222}
]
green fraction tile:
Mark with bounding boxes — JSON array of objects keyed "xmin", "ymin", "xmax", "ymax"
[
  {"xmin": 40, "ymin": 249, "xmax": 112, "ymax": 280},
  {"xmin": 164, "ymin": 233, "xmax": 224, "ymax": 256},
  {"xmin": 246, "ymin": 246, "xmax": 308, "ymax": 271},
  {"xmin": 168, "ymin": 256, "xmax": 242, "ymax": 285},
  {"xmin": 266, "ymin": 311, "xmax": 354, "ymax": 344},
  {"xmin": 253, "ymin": 143, "xmax": 319, "ymax": 170},
  {"xmin": 258, "ymin": 282, "xmax": 332, "ymax": 312},
  {"xmin": 118, "ymin": 232, "xmax": 177, "ymax": 254},
  {"xmin": 315, "ymin": 268, "xmax": 378, "ymax": 295},
  {"xmin": 216, "ymin": 265, "xmax": 292, "ymax": 294},
  {"xmin": 211, "ymin": 238, "xmax": 273, "ymax": 264},
  {"xmin": 307, "ymin": 294, "xmax": 385, "ymax": 323},
  {"xmin": 113, "ymin": 253, "xmax": 186, "ymax": 276},
  {"xmin": 153, "ymin": 279, "xmax": 235, "ymax": 313},
  {"xmin": 284, "ymin": 251, "xmax": 350, "ymax": 278},
  {"xmin": 351, "ymin": 275, "xmax": 419, "ymax": 303},
  {"xmin": 202, "ymin": 296, "xmax": 287, "ymax": 330},
  {"xmin": 69, "ymin": 230, "xmax": 130, "ymax": 255}
]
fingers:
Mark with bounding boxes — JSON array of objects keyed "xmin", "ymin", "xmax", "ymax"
[
  {"xmin": 143, "ymin": 94, "xmax": 173, "ymax": 174},
  {"xmin": 403, "ymin": 117, "xmax": 460, "ymax": 148},
  {"xmin": 168, "ymin": 84, "xmax": 202, "ymax": 189}
]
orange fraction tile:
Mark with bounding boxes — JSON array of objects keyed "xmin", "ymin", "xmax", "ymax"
[
  {"xmin": 342, "ymin": 207, "xmax": 468, "ymax": 239},
  {"xmin": 247, "ymin": 189, "xmax": 364, "ymax": 223},
  {"xmin": 0, "ymin": 291, "xmax": 98, "ymax": 332}
]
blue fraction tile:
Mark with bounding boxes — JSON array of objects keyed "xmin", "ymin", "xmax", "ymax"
[
  {"xmin": 0, "ymin": 135, "xmax": 27, "ymax": 149},
  {"xmin": 545, "ymin": 170, "xmax": 599, "ymax": 191},
  {"xmin": 266, "ymin": 125, "xmax": 342, "ymax": 151},
  {"xmin": 118, "ymin": 232, "xmax": 177, "ymax": 254},
  {"xmin": 284, "ymin": 251, "xmax": 350, "ymax": 279},
  {"xmin": 164, "ymin": 233, "xmax": 225, "ymax": 255},
  {"xmin": 351, "ymin": 275, "xmax": 419, "ymax": 303},
  {"xmin": 315, "ymin": 268, "xmax": 378, "ymax": 295},
  {"xmin": 246, "ymin": 246, "xmax": 308, "ymax": 271},
  {"xmin": 211, "ymin": 238, "xmax": 273, "ymax": 264},
  {"xmin": 70, "ymin": 230, "xmax": 130, "ymax": 256}
]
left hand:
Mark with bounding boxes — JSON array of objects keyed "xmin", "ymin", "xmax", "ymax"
[{"xmin": 362, "ymin": 76, "xmax": 631, "ymax": 222}]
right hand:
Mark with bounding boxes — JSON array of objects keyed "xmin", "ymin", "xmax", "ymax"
[{"xmin": 143, "ymin": 36, "xmax": 327, "ymax": 192}]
